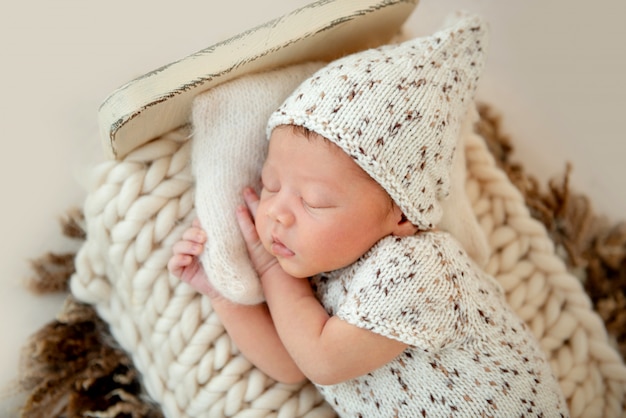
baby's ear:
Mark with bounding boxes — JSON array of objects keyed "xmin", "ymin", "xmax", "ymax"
[
  {"xmin": 393, "ymin": 212, "xmax": 419, "ymax": 237},
  {"xmin": 438, "ymin": 105, "xmax": 490, "ymax": 267}
]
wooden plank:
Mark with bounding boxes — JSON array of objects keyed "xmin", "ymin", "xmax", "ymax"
[{"xmin": 98, "ymin": 0, "xmax": 418, "ymax": 159}]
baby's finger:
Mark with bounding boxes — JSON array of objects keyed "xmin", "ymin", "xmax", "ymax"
[
  {"xmin": 236, "ymin": 204, "xmax": 260, "ymax": 245},
  {"xmin": 167, "ymin": 253, "xmax": 192, "ymax": 276},
  {"xmin": 172, "ymin": 239, "xmax": 204, "ymax": 257},
  {"xmin": 182, "ymin": 226, "xmax": 206, "ymax": 244},
  {"xmin": 242, "ymin": 187, "xmax": 260, "ymax": 219}
]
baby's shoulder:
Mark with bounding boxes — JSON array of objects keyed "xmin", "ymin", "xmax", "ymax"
[
  {"xmin": 362, "ymin": 232, "xmax": 501, "ymax": 304},
  {"xmin": 367, "ymin": 231, "xmax": 474, "ymax": 269}
]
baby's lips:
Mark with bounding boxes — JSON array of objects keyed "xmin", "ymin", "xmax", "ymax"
[{"xmin": 271, "ymin": 238, "xmax": 295, "ymax": 257}]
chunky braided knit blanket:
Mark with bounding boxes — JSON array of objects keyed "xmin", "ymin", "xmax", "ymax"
[{"xmin": 65, "ymin": 64, "xmax": 626, "ymax": 417}]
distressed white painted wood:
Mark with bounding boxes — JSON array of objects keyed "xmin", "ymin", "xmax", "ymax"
[{"xmin": 99, "ymin": 0, "xmax": 418, "ymax": 159}]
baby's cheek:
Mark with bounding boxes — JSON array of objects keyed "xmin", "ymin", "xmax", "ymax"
[
  {"xmin": 254, "ymin": 201, "xmax": 266, "ymax": 225},
  {"xmin": 254, "ymin": 218, "xmax": 266, "ymax": 241}
]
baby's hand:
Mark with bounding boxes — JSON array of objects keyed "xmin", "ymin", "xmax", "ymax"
[
  {"xmin": 236, "ymin": 187, "xmax": 279, "ymax": 278},
  {"xmin": 168, "ymin": 219, "xmax": 217, "ymax": 296}
]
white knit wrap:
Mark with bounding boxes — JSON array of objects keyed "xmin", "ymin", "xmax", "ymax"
[
  {"xmin": 191, "ymin": 63, "xmax": 323, "ymax": 304},
  {"xmin": 267, "ymin": 12, "xmax": 489, "ymax": 230}
]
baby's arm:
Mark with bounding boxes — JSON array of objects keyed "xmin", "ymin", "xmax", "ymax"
[
  {"xmin": 237, "ymin": 190, "xmax": 408, "ymax": 386},
  {"xmin": 168, "ymin": 219, "xmax": 305, "ymax": 384}
]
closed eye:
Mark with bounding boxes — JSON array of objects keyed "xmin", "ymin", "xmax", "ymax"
[
  {"xmin": 260, "ymin": 177, "xmax": 279, "ymax": 194},
  {"xmin": 262, "ymin": 184, "xmax": 279, "ymax": 193},
  {"xmin": 302, "ymin": 198, "xmax": 334, "ymax": 211},
  {"xmin": 260, "ymin": 167, "xmax": 280, "ymax": 193}
]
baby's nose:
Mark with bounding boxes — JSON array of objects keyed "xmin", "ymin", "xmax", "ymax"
[{"xmin": 267, "ymin": 196, "xmax": 295, "ymax": 227}]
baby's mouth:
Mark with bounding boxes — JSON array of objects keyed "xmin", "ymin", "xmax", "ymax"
[{"xmin": 271, "ymin": 236, "xmax": 295, "ymax": 257}]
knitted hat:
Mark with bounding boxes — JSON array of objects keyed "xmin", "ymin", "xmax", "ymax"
[{"xmin": 267, "ymin": 12, "xmax": 489, "ymax": 230}]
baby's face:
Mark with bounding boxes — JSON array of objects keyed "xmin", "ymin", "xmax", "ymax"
[{"xmin": 255, "ymin": 125, "xmax": 401, "ymax": 278}]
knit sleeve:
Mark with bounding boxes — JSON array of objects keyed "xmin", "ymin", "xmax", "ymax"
[{"xmin": 335, "ymin": 233, "xmax": 476, "ymax": 353}]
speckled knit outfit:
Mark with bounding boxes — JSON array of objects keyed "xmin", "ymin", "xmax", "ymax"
[
  {"xmin": 268, "ymin": 12, "xmax": 488, "ymax": 231},
  {"xmin": 311, "ymin": 232, "xmax": 568, "ymax": 417},
  {"xmin": 267, "ymin": 11, "xmax": 568, "ymax": 417}
]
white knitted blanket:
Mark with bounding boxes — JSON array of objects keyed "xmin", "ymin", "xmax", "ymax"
[
  {"xmin": 70, "ymin": 64, "xmax": 626, "ymax": 417},
  {"xmin": 191, "ymin": 63, "xmax": 324, "ymax": 305}
]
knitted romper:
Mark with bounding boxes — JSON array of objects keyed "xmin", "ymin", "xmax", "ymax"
[{"xmin": 310, "ymin": 232, "xmax": 569, "ymax": 417}]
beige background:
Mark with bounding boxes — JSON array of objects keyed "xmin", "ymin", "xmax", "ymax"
[{"xmin": 1, "ymin": 0, "xmax": 624, "ymax": 412}]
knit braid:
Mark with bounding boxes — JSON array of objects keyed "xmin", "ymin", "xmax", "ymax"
[
  {"xmin": 464, "ymin": 128, "xmax": 626, "ymax": 417},
  {"xmin": 70, "ymin": 128, "xmax": 333, "ymax": 417},
  {"xmin": 70, "ymin": 116, "xmax": 626, "ymax": 417}
]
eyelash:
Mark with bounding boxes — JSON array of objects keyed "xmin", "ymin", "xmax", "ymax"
[
  {"xmin": 262, "ymin": 179, "xmax": 329, "ymax": 210},
  {"xmin": 302, "ymin": 198, "xmax": 321, "ymax": 210}
]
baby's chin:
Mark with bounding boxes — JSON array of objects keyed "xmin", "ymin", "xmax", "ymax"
[{"xmin": 276, "ymin": 259, "xmax": 320, "ymax": 280}]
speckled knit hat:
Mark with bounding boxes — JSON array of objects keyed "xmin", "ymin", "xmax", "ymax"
[{"xmin": 267, "ymin": 12, "xmax": 489, "ymax": 230}]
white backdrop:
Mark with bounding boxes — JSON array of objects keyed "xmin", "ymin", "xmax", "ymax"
[{"xmin": 1, "ymin": 0, "xmax": 624, "ymax": 412}]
